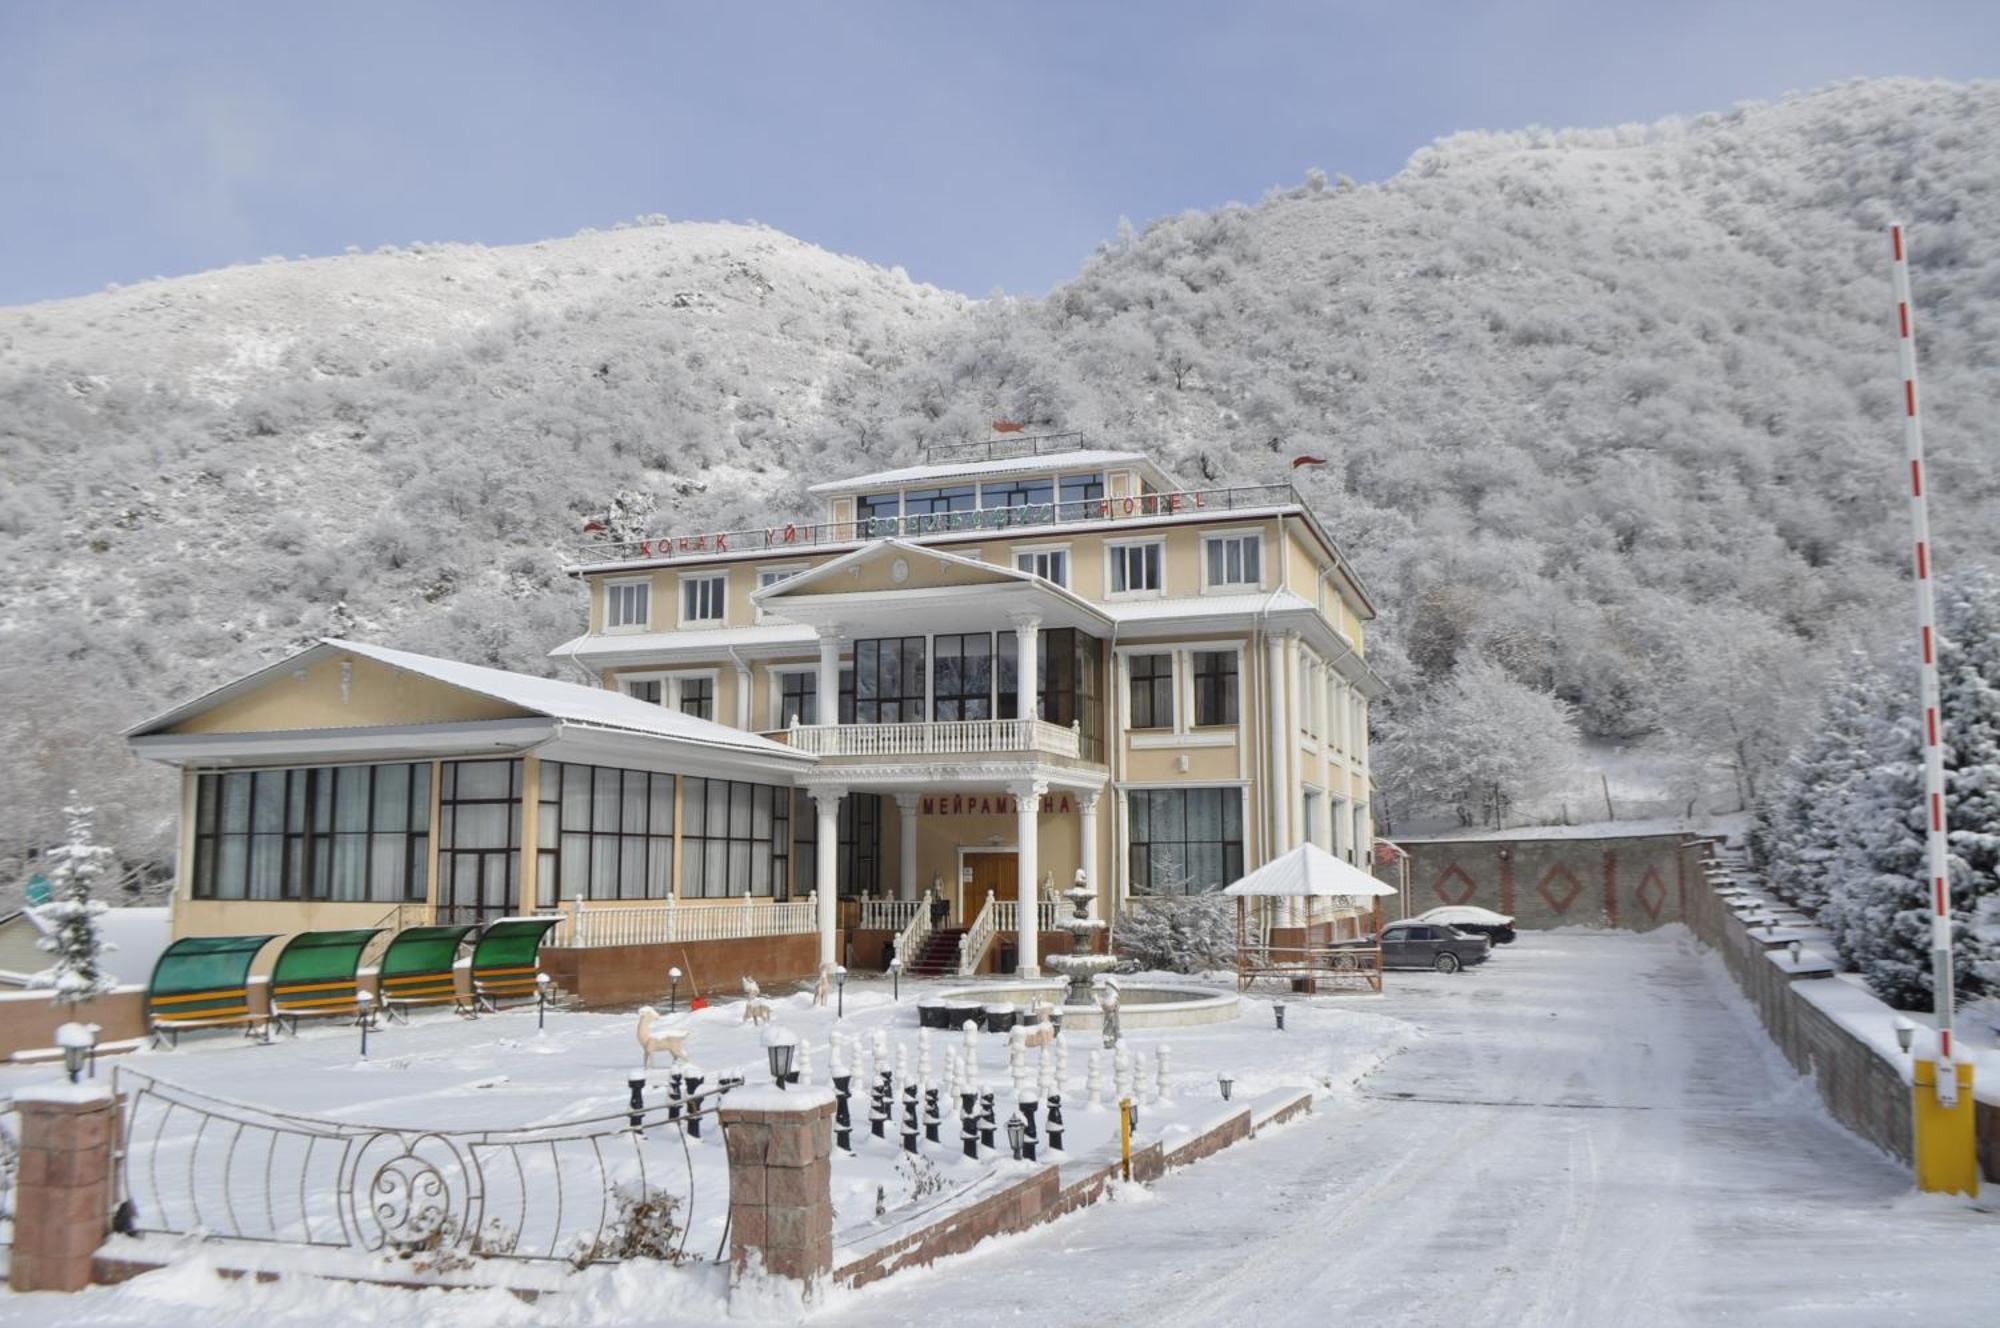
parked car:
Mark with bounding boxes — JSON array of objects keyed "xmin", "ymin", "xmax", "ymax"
[
  {"xmin": 1378, "ymin": 920, "xmax": 1491, "ymax": 973},
  {"xmin": 1415, "ymin": 905, "xmax": 1518, "ymax": 945}
]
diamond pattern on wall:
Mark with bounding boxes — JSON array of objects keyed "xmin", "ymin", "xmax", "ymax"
[
  {"xmin": 1431, "ymin": 864, "xmax": 1478, "ymax": 906},
  {"xmin": 1635, "ymin": 865, "xmax": 1668, "ymax": 920},
  {"xmin": 1537, "ymin": 863, "xmax": 1584, "ymax": 914}
]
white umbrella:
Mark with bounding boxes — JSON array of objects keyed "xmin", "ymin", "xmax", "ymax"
[{"xmin": 1222, "ymin": 842, "xmax": 1398, "ymax": 899}]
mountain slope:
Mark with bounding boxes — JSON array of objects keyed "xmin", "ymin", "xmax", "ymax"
[{"xmin": 3, "ymin": 77, "xmax": 1997, "ymax": 863}]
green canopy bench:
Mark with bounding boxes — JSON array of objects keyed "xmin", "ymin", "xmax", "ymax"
[{"xmin": 145, "ymin": 934, "xmax": 281, "ymax": 1047}]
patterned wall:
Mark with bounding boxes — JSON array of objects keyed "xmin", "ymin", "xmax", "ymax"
[{"xmin": 1394, "ymin": 832, "xmax": 1691, "ymax": 931}]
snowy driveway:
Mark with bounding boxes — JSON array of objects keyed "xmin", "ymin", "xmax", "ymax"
[{"xmin": 820, "ymin": 929, "xmax": 2000, "ymax": 1328}]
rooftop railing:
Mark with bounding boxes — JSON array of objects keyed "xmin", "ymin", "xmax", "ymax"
[
  {"xmin": 575, "ymin": 481, "xmax": 1308, "ymax": 565},
  {"xmin": 918, "ymin": 430, "xmax": 1088, "ymax": 464}
]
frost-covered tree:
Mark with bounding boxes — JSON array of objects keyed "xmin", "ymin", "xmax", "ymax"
[
  {"xmin": 1752, "ymin": 653, "xmax": 1896, "ymax": 912},
  {"xmin": 1820, "ymin": 575, "xmax": 2000, "ymax": 1007},
  {"xmin": 29, "ymin": 796, "xmax": 119, "ymax": 1009},
  {"xmin": 1374, "ymin": 657, "xmax": 1585, "ymax": 827},
  {"xmin": 1114, "ymin": 893, "xmax": 1236, "ymax": 974}
]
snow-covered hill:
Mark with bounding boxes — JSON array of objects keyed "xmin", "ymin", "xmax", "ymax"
[{"xmin": 2, "ymin": 77, "xmax": 1997, "ymax": 865}]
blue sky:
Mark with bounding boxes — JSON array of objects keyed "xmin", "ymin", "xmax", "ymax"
[{"xmin": 2, "ymin": 1, "xmax": 1996, "ymax": 305}]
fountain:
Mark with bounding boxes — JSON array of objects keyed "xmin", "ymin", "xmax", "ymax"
[{"xmin": 1044, "ymin": 872, "xmax": 1119, "ymax": 1007}]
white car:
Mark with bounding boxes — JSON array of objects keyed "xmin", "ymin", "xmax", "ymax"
[{"xmin": 1414, "ymin": 905, "xmax": 1517, "ymax": 944}]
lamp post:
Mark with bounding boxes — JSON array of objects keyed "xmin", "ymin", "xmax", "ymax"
[
  {"xmin": 535, "ymin": 971, "xmax": 551, "ymax": 1031},
  {"xmin": 1894, "ymin": 1016, "xmax": 1917, "ymax": 1055},
  {"xmin": 629, "ymin": 1070, "xmax": 647, "ymax": 1130},
  {"xmin": 1219, "ymin": 1072, "xmax": 1235, "ymax": 1102},
  {"xmin": 767, "ymin": 1036, "xmax": 798, "ymax": 1090},
  {"xmin": 889, "ymin": 958, "xmax": 902, "ymax": 1003},
  {"xmin": 835, "ymin": 964, "xmax": 847, "ymax": 1019},
  {"xmin": 1006, "ymin": 1112, "xmax": 1026, "ymax": 1161},
  {"xmin": 1273, "ymin": 1001, "xmax": 1286, "ymax": 1032},
  {"xmin": 668, "ymin": 966, "xmax": 682, "ymax": 1014},
  {"xmin": 356, "ymin": 990, "xmax": 374, "ymax": 1058},
  {"xmin": 55, "ymin": 1022, "xmax": 95, "ymax": 1086}
]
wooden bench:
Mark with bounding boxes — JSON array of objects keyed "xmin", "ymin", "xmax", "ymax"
[
  {"xmin": 267, "ymin": 927, "xmax": 385, "ymax": 1036},
  {"xmin": 374, "ymin": 924, "xmax": 480, "ymax": 1020},
  {"xmin": 144, "ymin": 934, "xmax": 281, "ymax": 1048},
  {"xmin": 466, "ymin": 917, "xmax": 562, "ymax": 1014}
]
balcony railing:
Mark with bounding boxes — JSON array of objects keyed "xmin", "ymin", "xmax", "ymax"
[
  {"xmin": 780, "ymin": 718, "xmax": 1081, "ymax": 760},
  {"xmin": 575, "ymin": 482, "xmax": 1307, "ymax": 564},
  {"xmin": 545, "ymin": 896, "xmax": 818, "ymax": 948},
  {"xmin": 858, "ymin": 898, "xmax": 922, "ymax": 931}
]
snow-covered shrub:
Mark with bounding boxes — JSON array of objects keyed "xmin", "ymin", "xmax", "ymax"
[
  {"xmin": 1114, "ymin": 893, "xmax": 1235, "ymax": 974},
  {"xmin": 1374, "ymin": 657, "xmax": 1583, "ymax": 827}
]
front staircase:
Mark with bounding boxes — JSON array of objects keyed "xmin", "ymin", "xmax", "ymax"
[{"xmin": 904, "ymin": 927, "xmax": 965, "ymax": 978}]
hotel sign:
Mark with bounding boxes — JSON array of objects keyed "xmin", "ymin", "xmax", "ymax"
[{"xmin": 919, "ymin": 792, "xmax": 1077, "ymax": 816}]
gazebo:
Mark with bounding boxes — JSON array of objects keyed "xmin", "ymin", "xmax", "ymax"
[{"xmin": 1222, "ymin": 843, "xmax": 1398, "ymax": 993}]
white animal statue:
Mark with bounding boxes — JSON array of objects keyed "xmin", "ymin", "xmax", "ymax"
[
  {"xmin": 635, "ymin": 1007, "xmax": 689, "ymax": 1069},
  {"xmin": 1019, "ymin": 1001, "xmax": 1059, "ymax": 1050},
  {"xmin": 740, "ymin": 976, "xmax": 773, "ymax": 1025},
  {"xmin": 811, "ymin": 962, "xmax": 835, "ymax": 1008}
]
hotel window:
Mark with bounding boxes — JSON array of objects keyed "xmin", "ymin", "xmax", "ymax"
[
  {"xmin": 681, "ymin": 573, "xmax": 727, "ymax": 625},
  {"xmin": 1057, "ymin": 471, "xmax": 1105, "ymax": 519},
  {"xmin": 676, "ymin": 676, "xmax": 716, "ymax": 721},
  {"xmin": 192, "ymin": 764, "xmax": 431, "ymax": 904},
  {"xmin": 981, "ymin": 476, "xmax": 1054, "ymax": 516},
  {"xmin": 622, "ymin": 678, "xmax": 664, "ymax": 705},
  {"xmin": 1203, "ymin": 533, "xmax": 1262, "ymax": 590},
  {"xmin": 1127, "ymin": 787, "xmax": 1244, "ymax": 895},
  {"xmin": 795, "ymin": 791, "xmax": 882, "ymax": 897},
  {"xmin": 438, "ymin": 759, "xmax": 522, "ymax": 920},
  {"xmin": 856, "ymin": 491, "xmax": 901, "ymax": 536},
  {"xmin": 776, "ymin": 670, "xmax": 817, "ymax": 727},
  {"xmin": 1014, "ymin": 547, "xmax": 1069, "ymax": 587},
  {"xmin": 933, "ymin": 633, "xmax": 994, "ymax": 721},
  {"xmin": 681, "ymin": 778, "xmax": 791, "ymax": 899},
  {"xmin": 1128, "ymin": 653, "xmax": 1174, "ymax": 729},
  {"xmin": 606, "ymin": 580, "xmax": 651, "ymax": 631},
  {"xmin": 904, "ymin": 485, "xmax": 977, "ymax": 532},
  {"xmin": 1192, "ymin": 650, "xmax": 1239, "ymax": 726},
  {"xmin": 1108, "ymin": 541, "xmax": 1164, "ymax": 596},
  {"xmin": 537, "ymin": 761, "xmax": 675, "ymax": 905},
  {"xmin": 755, "ymin": 566, "xmax": 806, "ymax": 620},
  {"xmin": 852, "ymin": 637, "xmax": 927, "ymax": 723},
  {"xmin": 995, "ymin": 628, "xmax": 1104, "ymax": 760}
]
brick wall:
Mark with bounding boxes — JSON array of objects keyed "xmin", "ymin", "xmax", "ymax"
[
  {"xmin": 1396, "ymin": 832, "xmax": 1690, "ymax": 930},
  {"xmin": 540, "ymin": 931, "xmax": 826, "ymax": 1006},
  {"xmin": 0, "ymin": 989, "xmax": 148, "ymax": 1062}
]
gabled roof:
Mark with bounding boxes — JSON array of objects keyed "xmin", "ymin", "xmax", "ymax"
[
  {"xmin": 127, "ymin": 638, "xmax": 810, "ymax": 763},
  {"xmin": 752, "ymin": 538, "xmax": 1028, "ymax": 600},
  {"xmin": 1222, "ymin": 843, "xmax": 1398, "ymax": 898},
  {"xmin": 807, "ymin": 450, "xmax": 1170, "ymax": 496},
  {"xmin": 752, "ymin": 539, "xmax": 1111, "ymax": 634}
]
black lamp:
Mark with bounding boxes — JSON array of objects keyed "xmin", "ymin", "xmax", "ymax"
[
  {"xmin": 835, "ymin": 964, "xmax": 848, "ymax": 1019},
  {"xmin": 56, "ymin": 1022, "xmax": 94, "ymax": 1086},
  {"xmin": 889, "ymin": 958, "xmax": 902, "ymax": 1002},
  {"xmin": 1219, "ymin": 1072, "xmax": 1235, "ymax": 1102},
  {"xmin": 1273, "ymin": 1001, "xmax": 1287, "ymax": 1032},
  {"xmin": 535, "ymin": 971, "xmax": 551, "ymax": 1030},
  {"xmin": 668, "ymin": 966, "xmax": 682, "ymax": 1013},
  {"xmin": 768, "ymin": 1037, "xmax": 797, "ymax": 1089},
  {"xmin": 1006, "ymin": 1112, "xmax": 1026, "ymax": 1161}
]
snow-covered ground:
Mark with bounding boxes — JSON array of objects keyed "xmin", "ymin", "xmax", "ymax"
[{"xmin": 6, "ymin": 931, "xmax": 1998, "ymax": 1325}]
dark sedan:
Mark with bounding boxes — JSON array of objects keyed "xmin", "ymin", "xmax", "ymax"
[{"xmin": 1379, "ymin": 920, "xmax": 1491, "ymax": 973}]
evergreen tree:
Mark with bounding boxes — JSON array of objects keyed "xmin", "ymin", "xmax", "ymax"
[
  {"xmin": 1754, "ymin": 654, "xmax": 1896, "ymax": 912},
  {"xmin": 1821, "ymin": 576, "xmax": 2000, "ymax": 1007},
  {"xmin": 29, "ymin": 796, "xmax": 118, "ymax": 1009}
]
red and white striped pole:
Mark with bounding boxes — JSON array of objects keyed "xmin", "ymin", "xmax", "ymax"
[{"xmin": 1889, "ymin": 222, "xmax": 1956, "ymax": 1069}]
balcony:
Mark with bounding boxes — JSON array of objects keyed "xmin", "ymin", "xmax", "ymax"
[
  {"xmin": 776, "ymin": 718, "xmax": 1082, "ymax": 761},
  {"xmin": 574, "ymin": 481, "xmax": 1308, "ymax": 565}
]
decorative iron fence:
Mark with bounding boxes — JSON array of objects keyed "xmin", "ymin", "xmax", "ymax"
[{"xmin": 112, "ymin": 1067, "xmax": 721, "ymax": 1267}]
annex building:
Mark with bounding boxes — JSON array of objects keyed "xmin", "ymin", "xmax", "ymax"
[{"xmin": 128, "ymin": 434, "xmax": 1386, "ymax": 997}]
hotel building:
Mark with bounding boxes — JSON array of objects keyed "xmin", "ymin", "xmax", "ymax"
[{"xmin": 127, "ymin": 436, "xmax": 1385, "ymax": 995}]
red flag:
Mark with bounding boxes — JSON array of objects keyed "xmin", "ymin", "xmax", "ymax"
[
  {"xmin": 992, "ymin": 420, "xmax": 1027, "ymax": 434},
  {"xmin": 582, "ymin": 518, "xmax": 607, "ymax": 534},
  {"xmin": 1292, "ymin": 455, "xmax": 1329, "ymax": 469}
]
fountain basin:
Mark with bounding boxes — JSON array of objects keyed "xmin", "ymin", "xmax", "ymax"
[{"xmin": 930, "ymin": 980, "xmax": 1240, "ymax": 1032}]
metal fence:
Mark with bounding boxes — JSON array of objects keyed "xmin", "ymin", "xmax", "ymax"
[{"xmin": 112, "ymin": 1067, "xmax": 720, "ymax": 1267}]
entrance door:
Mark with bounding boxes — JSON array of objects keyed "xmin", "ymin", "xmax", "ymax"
[{"xmin": 959, "ymin": 852, "xmax": 1015, "ymax": 926}]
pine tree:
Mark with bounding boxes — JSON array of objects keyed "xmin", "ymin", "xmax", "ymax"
[
  {"xmin": 29, "ymin": 796, "xmax": 119, "ymax": 1010},
  {"xmin": 1820, "ymin": 575, "xmax": 2000, "ymax": 1007},
  {"xmin": 1754, "ymin": 655, "xmax": 1896, "ymax": 912}
]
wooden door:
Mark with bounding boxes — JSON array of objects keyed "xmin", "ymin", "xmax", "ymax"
[{"xmin": 960, "ymin": 852, "xmax": 1015, "ymax": 925}]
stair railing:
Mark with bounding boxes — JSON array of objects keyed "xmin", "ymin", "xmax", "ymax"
[
  {"xmin": 958, "ymin": 890, "xmax": 999, "ymax": 976},
  {"xmin": 891, "ymin": 889, "xmax": 934, "ymax": 972}
]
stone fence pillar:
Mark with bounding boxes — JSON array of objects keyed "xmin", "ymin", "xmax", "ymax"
[
  {"xmin": 9, "ymin": 1084, "xmax": 120, "ymax": 1292},
  {"xmin": 720, "ymin": 1088, "xmax": 836, "ymax": 1296}
]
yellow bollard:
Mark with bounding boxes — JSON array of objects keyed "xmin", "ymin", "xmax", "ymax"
[
  {"xmin": 1119, "ymin": 1097, "xmax": 1133, "ymax": 1182},
  {"xmin": 1911, "ymin": 1059, "xmax": 1980, "ymax": 1196}
]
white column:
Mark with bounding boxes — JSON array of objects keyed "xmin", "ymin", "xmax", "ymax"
[
  {"xmin": 812, "ymin": 786, "xmax": 844, "ymax": 966},
  {"xmin": 816, "ymin": 627, "xmax": 841, "ymax": 727},
  {"xmin": 1266, "ymin": 632, "xmax": 1294, "ymax": 926},
  {"xmin": 1011, "ymin": 778, "xmax": 1046, "ymax": 977},
  {"xmin": 895, "ymin": 792, "xmax": 920, "ymax": 902},
  {"xmin": 1078, "ymin": 790, "xmax": 1101, "ymax": 916},
  {"xmin": 1012, "ymin": 612, "xmax": 1041, "ymax": 726},
  {"xmin": 733, "ymin": 662, "xmax": 753, "ymax": 730}
]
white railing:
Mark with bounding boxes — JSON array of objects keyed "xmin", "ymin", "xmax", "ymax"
[
  {"xmin": 993, "ymin": 899, "xmax": 1062, "ymax": 935},
  {"xmin": 892, "ymin": 890, "xmax": 935, "ymax": 970},
  {"xmin": 550, "ymin": 895, "xmax": 818, "ymax": 948},
  {"xmin": 783, "ymin": 718, "xmax": 1081, "ymax": 760},
  {"xmin": 859, "ymin": 898, "xmax": 921, "ymax": 932},
  {"xmin": 958, "ymin": 890, "xmax": 999, "ymax": 976}
]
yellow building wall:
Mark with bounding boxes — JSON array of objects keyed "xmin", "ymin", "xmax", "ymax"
[{"xmin": 173, "ymin": 655, "xmax": 533, "ymax": 734}]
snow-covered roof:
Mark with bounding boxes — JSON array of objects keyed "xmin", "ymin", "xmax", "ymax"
[
  {"xmin": 1103, "ymin": 591, "xmax": 1319, "ymax": 622},
  {"xmin": 549, "ymin": 623, "xmax": 818, "ymax": 664},
  {"xmin": 807, "ymin": 450, "xmax": 1163, "ymax": 495},
  {"xmin": 129, "ymin": 639, "xmax": 811, "ymax": 764},
  {"xmin": 1222, "ymin": 843, "xmax": 1398, "ymax": 898},
  {"xmin": 22, "ymin": 906, "xmax": 171, "ymax": 987}
]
